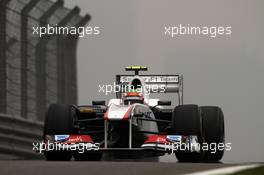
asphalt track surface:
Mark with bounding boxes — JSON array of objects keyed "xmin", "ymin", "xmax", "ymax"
[{"xmin": 0, "ymin": 160, "xmax": 237, "ymax": 175}]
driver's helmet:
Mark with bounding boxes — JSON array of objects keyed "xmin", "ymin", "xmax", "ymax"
[{"xmin": 123, "ymin": 91, "xmax": 144, "ymax": 105}]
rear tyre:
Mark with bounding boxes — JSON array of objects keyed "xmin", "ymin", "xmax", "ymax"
[
  {"xmin": 171, "ymin": 104, "xmax": 204, "ymax": 162},
  {"xmin": 201, "ymin": 106, "xmax": 225, "ymax": 162},
  {"xmin": 43, "ymin": 104, "xmax": 76, "ymax": 161}
]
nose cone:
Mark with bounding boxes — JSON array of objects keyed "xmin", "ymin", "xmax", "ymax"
[{"xmin": 104, "ymin": 104, "xmax": 132, "ymax": 120}]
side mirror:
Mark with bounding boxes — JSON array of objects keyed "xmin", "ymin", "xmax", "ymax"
[
  {"xmin": 158, "ymin": 100, "xmax": 171, "ymax": 106},
  {"xmin": 92, "ymin": 101, "xmax": 106, "ymax": 106}
]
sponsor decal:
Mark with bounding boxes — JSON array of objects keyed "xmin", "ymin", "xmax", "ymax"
[
  {"xmin": 166, "ymin": 135, "xmax": 182, "ymax": 142},
  {"xmin": 120, "ymin": 75, "xmax": 179, "ymax": 83},
  {"xmin": 54, "ymin": 135, "xmax": 69, "ymax": 142},
  {"xmin": 65, "ymin": 135, "xmax": 93, "ymax": 143},
  {"xmin": 144, "ymin": 135, "xmax": 168, "ymax": 144},
  {"xmin": 68, "ymin": 136, "xmax": 83, "ymax": 142}
]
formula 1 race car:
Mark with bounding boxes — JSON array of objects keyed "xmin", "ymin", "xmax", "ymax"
[{"xmin": 43, "ymin": 66, "xmax": 225, "ymax": 162}]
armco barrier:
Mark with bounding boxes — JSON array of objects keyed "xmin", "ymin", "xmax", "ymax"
[{"xmin": 0, "ymin": 113, "xmax": 44, "ymax": 159}]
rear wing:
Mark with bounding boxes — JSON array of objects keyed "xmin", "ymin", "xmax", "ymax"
[{"xmin": 116, "ymin": 75, "xmax": 183, "ymax": 104}]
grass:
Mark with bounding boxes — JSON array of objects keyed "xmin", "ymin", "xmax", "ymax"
[{"xmin": 229, "ymin": 165, "xmax": 264, "ymax": 175}]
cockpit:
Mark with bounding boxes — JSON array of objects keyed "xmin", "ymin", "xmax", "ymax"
[
  {"xmin": 122, "ymin": 78, "xmax": 145, "ymax": 105},
  {"xmin": 123, "ymin": 92, "xmax": 144, "ymax": 105}
]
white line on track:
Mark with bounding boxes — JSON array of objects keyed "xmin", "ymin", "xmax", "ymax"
[{"xmin": 185, "ymin": 164, "xmax": 260, "ymax": 175}]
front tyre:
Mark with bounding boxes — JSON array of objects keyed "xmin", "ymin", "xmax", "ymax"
[
  {"xmin": 43, "ymin": 104, "xmax": 76, "ymax": 161},
  {"xmin": 171, "ymin": 104, "xmax": 205, "ymax": 162},
  {"xmin": 201, "ymin": 106, "xmax": 225, "ymax": 162}
]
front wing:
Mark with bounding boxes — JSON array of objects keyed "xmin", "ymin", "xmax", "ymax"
[{"xmin": 43, "ymin": 134, "xmax": 200, "ymax": 154}]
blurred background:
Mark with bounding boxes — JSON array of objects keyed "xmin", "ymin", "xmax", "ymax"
[
  {"xmin": 0, "ymin": 0, "xmax": 263, "ymax": 163},
  {"xmin": 0, "ymin": 0, "xmax": 88, "ymax": 159}
]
